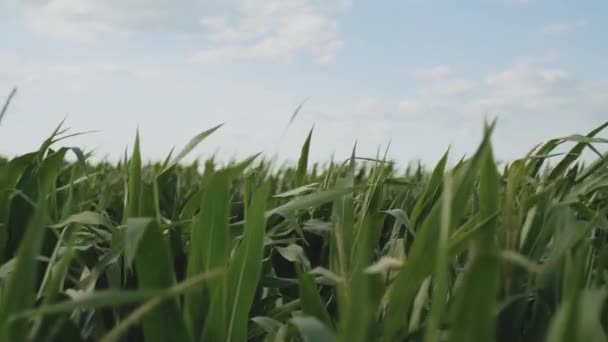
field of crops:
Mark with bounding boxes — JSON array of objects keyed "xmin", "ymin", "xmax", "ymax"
[{"xmin": 1, "ymin": 92, "xmax": 608, "ymax": 341}]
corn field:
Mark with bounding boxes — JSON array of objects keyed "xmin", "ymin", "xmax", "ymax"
[{"xmin": 1, "ymin": 93, "xmax": 608, "ymax": 341}]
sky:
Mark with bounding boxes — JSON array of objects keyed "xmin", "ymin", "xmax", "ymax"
[{"xmin": 0, "ymin": 0, "xmax": 607, "ymax": 167}]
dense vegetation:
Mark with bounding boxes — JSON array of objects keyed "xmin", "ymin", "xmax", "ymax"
[{"xmin": 1, "ymin": 93, "xmax": 608, "ymax": 341}]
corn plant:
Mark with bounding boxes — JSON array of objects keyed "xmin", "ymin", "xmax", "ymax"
[{"xmin": 0, "ymin": 90, "xmax": 607, "ymax": 341}]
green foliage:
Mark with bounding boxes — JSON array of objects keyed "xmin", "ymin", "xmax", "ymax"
[{"xmin": 0, "ymin": 117, "xmax": 607, "ymax": 342}]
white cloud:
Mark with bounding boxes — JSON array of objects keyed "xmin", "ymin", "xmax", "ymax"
[
  {"xmin": 402, "ymin": 62, "xmax": 585, "ymax": 119},
  {"xmin": 419, "ymin": 79, "xmax": 477, "ymax": 97},
  {"xmin": 411, "ymin": 65, "xmax": 477, "ymax": 97},
  {"xmin": 189, "ymin": 0, "xmax": 345, "ymax": 64},
  {"xmin": 12, "ymin": 0, "xmax": 346, "ymax": 64},
  {"xmin": 0, "ymin": 54, "xmax": 161, "ymax": 95},
  {"xmin": 513, "ymin": 50, "xmax": 560, "ymax": 65},
  {"xmin": 0, "ymin": 54, "xmax": 329, "ymax": 163},
  {"xmin": 540, "ymin": 19, "xmax": 588, "ymax": 35},
  {"xmin": 321, "ymin": 62, "xmax": 606, "ymax": 158},
  {"xmin": 395, "ymin": 61, "xmax": 608, "ymax": 161},
  {"xmin": 405, "ymin": 63, "xmax": 590, "ymax": 119},
  {"xmin": 396, "ymin": 100, "xmax": 421, "ymax": 116},
  {"xmin": 0, "ymin": 53, "xmax": 24, "ymax": 83},
  {"xmin": 15, "ymin": 0, "xmax": 199, "ymax": 41},
  {"xmin": 2, "ymin": 53, "xmax": 606, "ymax": 167},
  {"xmin": 412, "ymin": 65, "xmax": 453, "ymax": 79},
  {"xmin": 485, "ymin": 62, "xmax": 572, "ymax": 95}
]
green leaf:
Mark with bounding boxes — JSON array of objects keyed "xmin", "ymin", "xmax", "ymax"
[
  {"xmin": 384, "ymin": 125, "xmax": 494, "ymax": 341},
  {"xmin": 410, "ymin": 149, "xmax": 448, "ymax": 228},
  {"xmin": 424, "ymin": 173, "xmax": 453, "ymax": 342},
  {"xmin": 309, "ymin": 267, "xmax": 343, "ymax": 286},
  {"xmin": 267, "ymin": 186, "xmax": 356, "ymax": 218},
  {"xmin": 125, "ymin": 130, "xmax": 142, "ymax": 220},
  {"xmin": 124, "ymin": 217, "xmax": 153, "ymax": 270},
  {"xmin": 298, "ymin": 272, "xmax": 333, "ymax": 329},
  {"xmin": 12, "ymin": 289, "xmax": 167, "ymax": 318},
  {"xmin": 546, "ymin": 289, "xmax": 608, "ymax": 342},
  {"xmin": 338, "ymin": 147, "xmax": 386, "ymax": 342},
  {"xmin": 0, "ymin": 152, "xmax": 37, "ymax": 261},
  {"xmin": 133, "ymin": 217, "xmax": 189, "ymax": 342},
  {"xmin": 276, "ymin": 244, "xmax": 311, "ymax": 271},
  {"xmin": 10, "ymin": 268, "xmax": 223, "ymax": 324},
  {"xmin": 29, "ymin": 226, "xmax": 80, "ymax": 340},
  {"xmin": 251, "ymin": 316, "xmax": 283, "ymax": 337},
  {"xmin": 329, "ymin": 146, "xmax": 356, "ymax": 300},
  {"xmin": 185, "ymin": 168, "xmax": 233, "ymax": 340},
  {"xmin": 50, "ymin": 211, "xmax": 113, "ymax": 229},
  {"xmin": 225, "ymin": 183, "xmax": 269, "ymax": 342},
  {"xmin": 0, "ymin": 149, "xmax": 67, "ymax": 341},
  {"xmin": 100, "ymin": 268, "xmax": 223, "ymax": 342},
  {"xmin": 383, "ymin": 208, "xmax": 415, "ymax": 237},
  {"xmin": 295, "ymin": 127, "xmax": 313, "ymax": 187},
  {"xmin": 448, "ymin": 136, "xmax": 501, "ymax": 342},
  {"xmin": 274, "ymin": 183, "xmax": 319, "ymax": 198},
  {"xmin": 284, "ymin": 97, "xmax": 310, "ymax": 131},
  {"xmin": 260, "ymin": 275, "xmax": 299, "ymax": 288},
  {"xmin": 548, "ymin": 121, "xmax": 608, "ymax": 180},
  {"xmin": 290, "ymin": 316, "xmax": 335, "ymax": 342},
  {"xmin": 364, "ymin": 257, "xmax": 403, "ymax": 274},
  {"xmin": 162, "ymin": 124, "xmax": 223, "ymax": 174},
  {"xmin": 37, "ymin": 225, "xmax": 78, "ymax": 299},
  {"xmin": 0, "ymin": 87, "xmax": 17, "ymax": 126}
]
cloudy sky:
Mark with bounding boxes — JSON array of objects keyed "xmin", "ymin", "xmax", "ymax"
[{"xmin": 0, "ymin": 0, "xmax": 606, "ymax": 166}]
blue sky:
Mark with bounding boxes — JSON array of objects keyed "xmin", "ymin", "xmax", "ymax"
[{"xmin": 1, "ymin": 0, "xmax": 606, "ymax": 166}]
